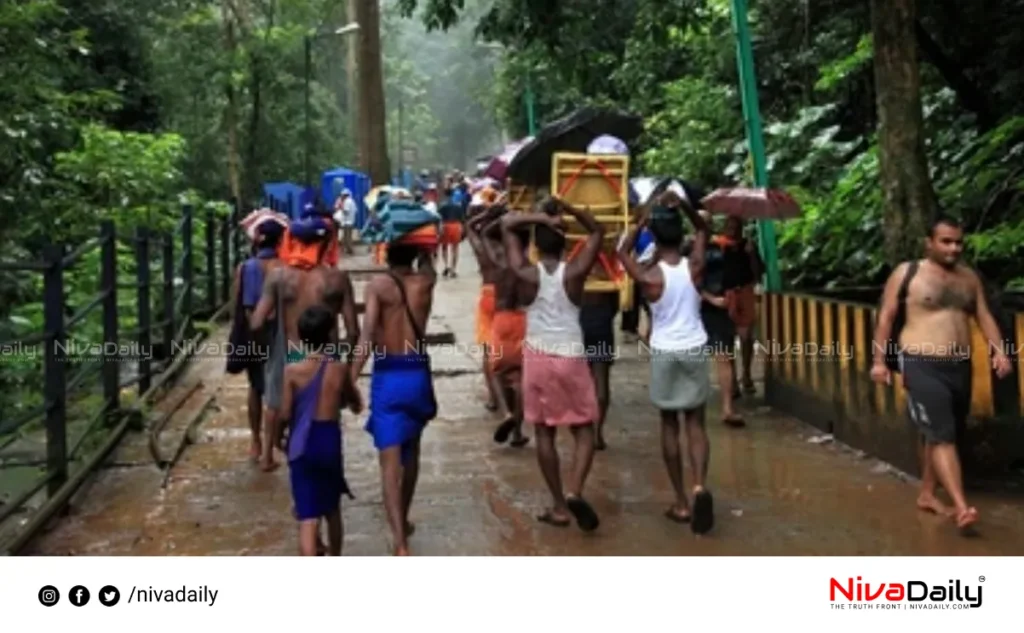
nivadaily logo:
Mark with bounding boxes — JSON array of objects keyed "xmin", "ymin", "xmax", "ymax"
[{"xmin": 829, "ymin": 576, "xmax": 983, "ymax": 610}]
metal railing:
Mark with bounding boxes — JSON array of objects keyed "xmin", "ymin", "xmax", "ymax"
[{"xmin": 0, "ymin": 202, "xmax": 245, "ymax": 553}]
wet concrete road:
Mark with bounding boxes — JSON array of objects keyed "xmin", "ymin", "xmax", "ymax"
[{"xmin": 27, "ymin": 246, "xmax": 1024, "ymax": 555}]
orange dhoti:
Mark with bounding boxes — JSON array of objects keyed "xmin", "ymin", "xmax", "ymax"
[
  {"xmin": 725, "ymin": 283, "xmax": 757, "ymax": 329},
  {"xmin": 476, "ymin": 284, "xmax": 496, "ymax": 346},
  {"xmin": 441, "ymin": 221, "xmax": 463, "ymax": 245},
  {"xmin": 374, "ymin": 243, "xmax": 387, "ymax": 265},
  {"xmin": 490, "ymin": 310, "xmax": 527, "ymax": 374}
]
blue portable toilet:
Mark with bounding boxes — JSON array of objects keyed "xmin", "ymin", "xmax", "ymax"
[
  {"xmin": 262, "ymin": 182, "xmax": 305, "ymax": 218},
  {"xmin": 321, "ymin": 167, "xmax": 371, "ymax": 229}
]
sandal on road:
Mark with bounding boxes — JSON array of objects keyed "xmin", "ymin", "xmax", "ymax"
[
  {"xmin": 691, "ymin": 489, "xmax": 715, "ymax": 535},
  {"xmin": 566, "ymin": 495, "xmax": 600, "ymax": 532}
]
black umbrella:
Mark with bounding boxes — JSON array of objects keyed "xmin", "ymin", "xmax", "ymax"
[
  {"xmin": 506, "ymin": 107, "xmax": 644, "ymax": 187},
  {"xmin": 650, "ymin": 178, "xmax": 707, "ymax": 210}
]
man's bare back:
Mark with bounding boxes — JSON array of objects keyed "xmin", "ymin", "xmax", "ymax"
[
  {"xmin": 899, "ymin": 260, "xmax": 978, "ymax": 357},
  {"xmin": 364, "ymin": 271, "xmax": 436, "ymax": 355},
  {"xmin": 467, "ymin": 211, "xmax": 503, "ymax": 285},
  {"xmin": 254, "ymin": 265, "xmax": 359, "ymax": 347}
]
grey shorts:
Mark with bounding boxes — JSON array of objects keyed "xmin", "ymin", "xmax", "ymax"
[
  {"xmin": 649, "ymin": 346, "xmax": 711, "ymax": 411},
  {"xmin": 901, "ymin": 354, "xmax": 972, "ymax": 444}
]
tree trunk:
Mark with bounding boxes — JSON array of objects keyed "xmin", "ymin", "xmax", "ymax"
[
  {"xmin": 346, "ymin": 0, "xmax": 359, "ymax": 165},
  {"xmin": 354, "ymin": 0, "xmax": 390, "ymax": 184},
  {"xmin": 870, "ymin": 0, "xmax": 936, "ymax": 264},
  {"xmin": 220, "ymin": 0, "xmax": 242, "ymax": 202}
]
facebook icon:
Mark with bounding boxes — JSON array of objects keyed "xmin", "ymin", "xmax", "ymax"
[{"xmin": 69, "ymin": 585, "xmax": 90, "ymax": 606}]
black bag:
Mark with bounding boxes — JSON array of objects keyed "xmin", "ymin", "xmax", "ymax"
[{"xmin": 884, "ymin": 261, "xmax": 919, "ymax": 373}]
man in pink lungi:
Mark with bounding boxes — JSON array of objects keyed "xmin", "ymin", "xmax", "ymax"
[{"xmin": 500, "ymin": 197, "xmax": 605, "ymax": 532}]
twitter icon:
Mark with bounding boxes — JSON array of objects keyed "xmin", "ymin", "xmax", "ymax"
[{"xmin": 99, "ymin": 586, "xmax": 120, "ymax": 606}]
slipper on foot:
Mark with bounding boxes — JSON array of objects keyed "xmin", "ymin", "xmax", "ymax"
[
  {"xmin": 691, "ymin": 490, "xmax": 714, "ymax": 535},
  {"xmin": 493, "ymin": 418, "xmax": 517, "ymax": 444},
  {"xmin": 566, "ymin": 496, "xmax": 600, "ymax": 532}
]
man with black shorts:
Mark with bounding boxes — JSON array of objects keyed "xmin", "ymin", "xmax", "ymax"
[
  {"xmin": 695, "ymin": 211, "xmax": 743, "ymax": 427},
  {"xmin": 580, "ymin": 291, "xmax": 618, "ymax": 450},
  {"xmin": 872, "ymin": 216, "xmax": 1011, "ymax": 534}
]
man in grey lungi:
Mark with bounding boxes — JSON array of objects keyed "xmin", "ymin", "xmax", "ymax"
[{"xmin": 616, "ymin": 191, "xmax": 715, "ymax": 535}]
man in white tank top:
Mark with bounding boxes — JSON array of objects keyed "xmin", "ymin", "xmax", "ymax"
[
  {"xmin": 500, "ymin": 197, "xmax": 605, "ymax": 532},
  {"xmin": 616, "ymin": 191, "xmax": 717, "ymax": 535}
]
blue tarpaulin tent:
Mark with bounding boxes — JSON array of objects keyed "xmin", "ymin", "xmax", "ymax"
[
  {"xmin": 321, "ymin": 167, "xmax": 372, "ymax": 229},
  {"xmin": 262, "ymin": 182, "xmax": 305, "ymax": 218}
]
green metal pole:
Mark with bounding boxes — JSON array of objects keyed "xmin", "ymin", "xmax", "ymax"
[
  {"xmin": 524, "ymin": 71, "xmax": 537, "ymax": 136},
  {"xmin": 730, "ymin": 0, "xmax": 782, "ymax": 292}
]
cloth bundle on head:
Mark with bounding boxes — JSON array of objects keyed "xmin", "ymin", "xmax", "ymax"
[
  {"xmin": 362, "ymin": 198, "xmax": 439, "ymax": 248},
  {"xmin": 279, "ymin": 215, "xmax": 340, "ymax": 269}
]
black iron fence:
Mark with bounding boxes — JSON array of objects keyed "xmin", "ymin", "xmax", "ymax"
[{"xmin": 0, "ymin": 202, "xmax": 245, "ymax": 553}]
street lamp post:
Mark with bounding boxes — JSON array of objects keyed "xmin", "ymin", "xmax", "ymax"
[
  {"xmin": 524, "ymin": 70, "xmax": 537, "ymax": 136},
  {"xmin": 304, "ymin": 22, "xmax": 361, "ymax": 187}
]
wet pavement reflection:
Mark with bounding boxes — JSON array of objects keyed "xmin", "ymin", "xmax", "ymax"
[{"xmin": 26, "ymin": 247, "xmax": 1024, "ymax": 556}]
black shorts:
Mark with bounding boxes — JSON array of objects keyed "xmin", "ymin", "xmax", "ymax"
[
  {"xmin": 246, "ymin": 362, "xmax": 265, "ymax": 395},
  {"xmin": 580, "ymin": 301, "xmax": 618, "ymax": 364},
  {"xmin": 901, "ymin": 355, "xmax": 972, "ymax": 444},
  {"xmin": 701, "ymin": 303, "xmax": 735, "ymax": 355}
]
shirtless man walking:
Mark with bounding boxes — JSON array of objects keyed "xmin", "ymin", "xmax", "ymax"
[
  {"xmin": 502, "ymin": 197, "xmax": 605, "ymax": 532},
  {"xmin": 872, "ymin": 216, "xmax": 1011, "ymax": 534},
  {"xmin": 466, "ymin": 205, "xmax": 503, "ymax": 414},
  {"xmin": 467, "ymin": 207, "xmax": 529, "ymax": 448},
  {"xmin": 251, "ymin": 217, "xmax": 361, "ymax": 472},
  {"xmin": 349, "ymin": 243, "xmax": 438, "ymax": 556}
]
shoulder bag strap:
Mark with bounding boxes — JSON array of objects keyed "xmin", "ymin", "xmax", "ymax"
[
  {"xmin": 387, "ymin": 272, "xmax": 427, "ymax": 347},
  {"xmin": 897, "ymin": 261, "xmax": 919, "ymax": 304}
]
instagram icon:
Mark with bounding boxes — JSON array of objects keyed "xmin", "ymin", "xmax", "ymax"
[{"xmin": 38, "ymin": 585, "xmax": 60, "ymax": 607}]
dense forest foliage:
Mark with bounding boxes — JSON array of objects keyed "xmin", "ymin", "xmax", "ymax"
[
  {"xmin": 402, "ymin": 0, "xmax": 1024, "ymax": 291},
  {"xmin": 6, "ymin": 0, "xmax": 1023, "ymax": 291},
  {"xmin": 0, "ymin": 0, "xmax": 500, "ymax": 421}
]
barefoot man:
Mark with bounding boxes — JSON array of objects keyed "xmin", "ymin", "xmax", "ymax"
[
  {"xmin": 467, "ymin": 203, "xmax": 502, "ymax": 414},
  {"xmin": 871, "ymin": 216, "xmax": 1011, "ymax": 534},
  {"xmin": 618, "ymin": 194, "xmax": 716, "ymax": 535},
  {"xmin": 349, "ymin": 242, "xmax": 438, "ymax": 556},
  {"xmin": 233, "ymin": 219, "xmax": 284, "ymax": 460},
  {"xmin": 250, "ymin": 215, "xmax": 360, "ymax": 472},
  {"xmin": 467, "ymin": 207, "xmax": 529, "ymax": 448},
  {"xmin": 501, "ymin": 197, "xmax": 605, "ymax": 532}
]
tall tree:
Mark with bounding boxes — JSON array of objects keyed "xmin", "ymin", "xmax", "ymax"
[
  {"xmin": 346, "ymin": 0, "xmax": 359, "ymax": 166},
  {"xmin": 870, "ymin": 0, "xmax": 936, "ymax": 262},
  {"xmin": 355, "ymin": 0, "xmax": 391, "ymax": 183}
]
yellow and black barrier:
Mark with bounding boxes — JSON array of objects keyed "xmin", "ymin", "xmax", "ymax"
[{"xmin": 760, "ymin": 293, "xmax": 1024, "ymax": 477}]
